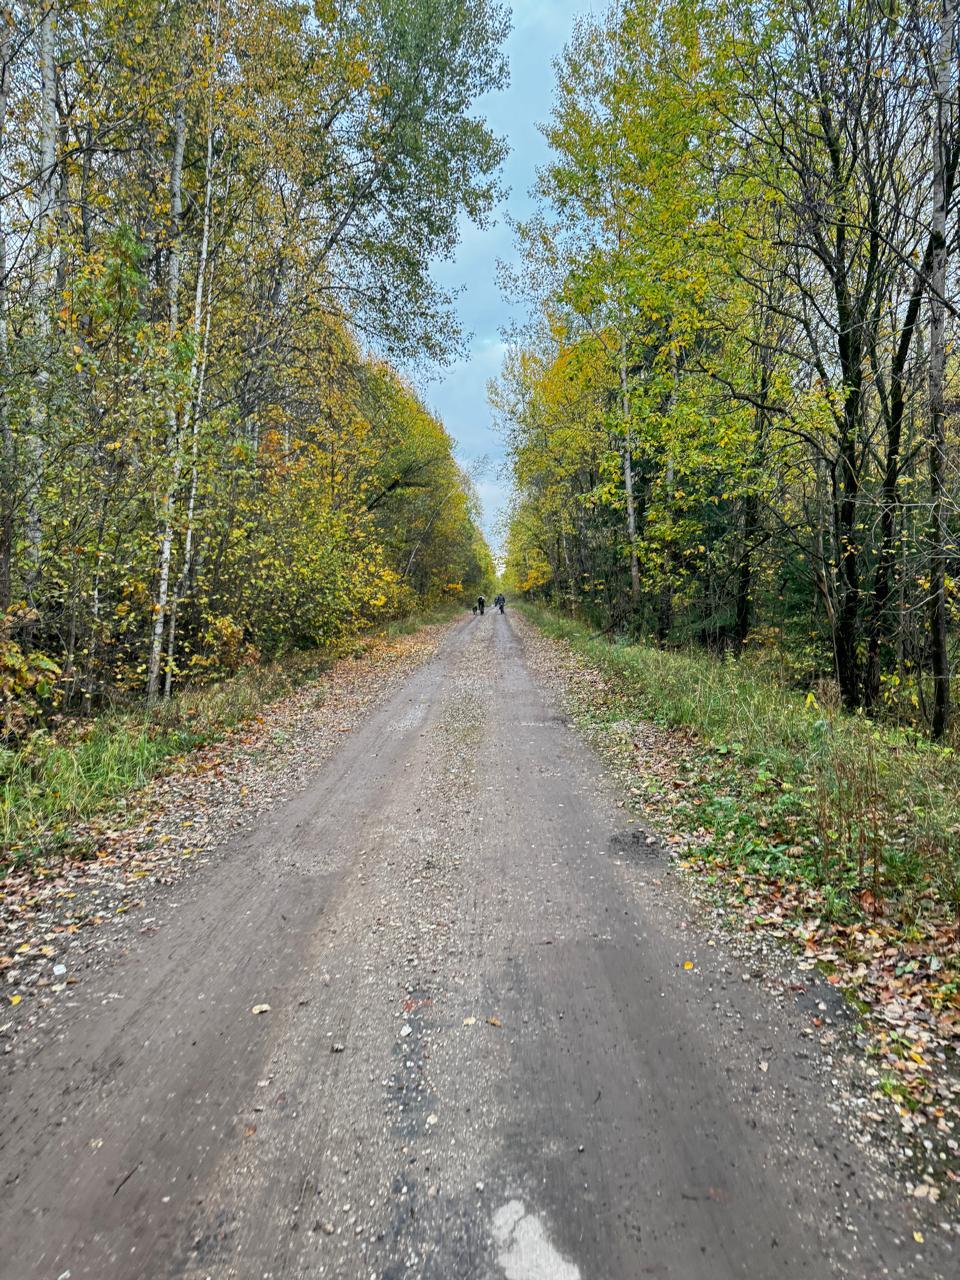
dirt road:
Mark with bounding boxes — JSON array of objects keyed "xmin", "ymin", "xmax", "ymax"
[{"xmin": 0, "ymin": 616, "xmax": 953, "ymax": 1279}]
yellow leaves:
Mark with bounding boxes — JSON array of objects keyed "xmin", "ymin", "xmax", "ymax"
[{"xmin": 9, "ymin": 994, "xmax": 21, "ymax": 1006}]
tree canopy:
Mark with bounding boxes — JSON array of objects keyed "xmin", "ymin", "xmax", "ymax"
[
  {"xmin": 1, "ymin": 0, "xmax": 501, "ymax": 720},
  {"xmin": 500, "ymin": 0, "xmax": 960, "ymax": 738}
]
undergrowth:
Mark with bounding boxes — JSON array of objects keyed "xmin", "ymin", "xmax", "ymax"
[
  {"xmin": 525, "ymin": 606, "xmax": 960, "ymax": 932},
  {"xmin": 381, "ymin": 599, "xmax": 464, "ymax": 638}
]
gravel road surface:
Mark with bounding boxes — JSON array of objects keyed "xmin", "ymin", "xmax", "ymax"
[{"xmin": 0, "ymin": 614, "xmax": 953, "ymax": 1279}]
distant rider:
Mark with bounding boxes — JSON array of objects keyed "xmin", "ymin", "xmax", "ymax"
[
  {"xmin": 495, "ymin": 593, "xmax": 505, "ymax": 614},
  {"xmin": 477, "ymin": 594, "xmax": 486, "ymax": 615}
]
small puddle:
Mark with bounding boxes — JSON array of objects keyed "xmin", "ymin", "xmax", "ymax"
[{"xmin": 491, "ymin": 1200, "xmax": 581, "ymax": 1280}]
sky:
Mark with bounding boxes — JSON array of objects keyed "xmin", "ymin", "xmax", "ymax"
[{"xmin": 425, "ymin": 0, "xmax": 595, "ymax": 559}]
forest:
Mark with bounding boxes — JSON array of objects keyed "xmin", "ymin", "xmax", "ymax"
[
  {"xmin": 0, "ymin": 0, "xmax": 501, "ymax": 736},
  {"xmin": 2, "ymin": 3, "xmax": 960, "ymax": 1265},
  {"xmin": 499, "ymin": 0, "xmax": 960, "ymax": 740}
]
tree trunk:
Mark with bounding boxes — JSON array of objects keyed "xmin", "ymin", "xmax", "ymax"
[
  {"xmin": 23, "ymin": 0, "xmax": 58, "ymax": 622},
  {"xmin": 734, "ymin": 361, "xmax": 769, "ymax": 656},
  {"xmin": 734, "ymin": 491, "xmax": 757, "ymax": 655},
  {"xmin": 146, "ymin": 92, "xmax": 187, "ymax": 703},
  {"xmin": 620, "ymin": 334, "xmax": 640, "ymax": 608},
  {"xmin": 865, "ymin": 135, "xmax": 960, "ymax": 710},
  {"xmin": 164, "ymin": 92, "xmax": 217, "ymax": 699},
  {"xmin": 0, "ymin": 6, "xmax": 13, "ymax": 610},
  {"xmin": 656, "ymin": 352, "xmax": 679, "ymax": 647},
  {"xmin": 865, "ymin": 309, "xmax": 918, "ymax": 708},
  {"xmin": 820, "ymin": 107, "xmax": 866, "ymax": 710},
  {"xmin": 560, "ymin": 526, "xmax": 576, "ymax": 613},
  {"xmin": 655, "ymin": 453, "xmax": 674, "ymax": 647},
  {"xmin": 927, "ymin": 0, "xmax": 956, "ymax": 739}
]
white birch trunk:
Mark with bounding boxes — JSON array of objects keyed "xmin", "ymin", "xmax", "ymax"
[
  {"xmin": 163, "ymin": 107, "xmax": 217, "ymax": 698},
  {"xmin": 0, "ymin": 5, "xmax": 13, "ymax": 607},
  {"xmin": 24, "ymin": 0, "xmax": 58, "ymax": 607},
  {"xmin": 620, "ymin": 332, "xmax": 640, "ymax": 606},
  {"xmin": 146, "ymin": 93, "xmax": 187, "ymax": 702}
]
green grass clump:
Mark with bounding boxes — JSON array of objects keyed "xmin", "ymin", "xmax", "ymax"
[
  {"xmin": 0, "ymin": 717, "xmax": 195, "ymax": 867},
  {"xmin": 382, "ymin": 599, "xmax": 465, "ymax": 638},
  {"xmin": 0, "ymin": 652, "xmax": 332, "ymax": 870}
]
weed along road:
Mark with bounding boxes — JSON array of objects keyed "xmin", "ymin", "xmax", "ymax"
[{"xmin": 0, "ymin": 615, "xmax": 952, "ymax": 1280}]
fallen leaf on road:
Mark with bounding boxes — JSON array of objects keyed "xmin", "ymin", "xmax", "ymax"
[
  {"xmin": 683, "ymin": 961, "xmax": 694, "ymax": 970},
  {"xmin": 486, "ymin": 1015, "xmax": 502, "ymax": 1028},
  {"xmin": 758, "ymin": 1061, "xmax": 769, "ymax": 1073},
  {"xmin": 243, "ymin": 1124, "xmax": 257, "ymax": 1139},
  {"xmin": 463, "ymin": 1016, "xmax": 477, "ymax": 1026},
  {"xmin": 251, "ymin": 1004, "xmax": 271, "ymax": 1015},
  {"xmin": 9, "ymin": 994, "xmax": 21, "ymax": 1006}
]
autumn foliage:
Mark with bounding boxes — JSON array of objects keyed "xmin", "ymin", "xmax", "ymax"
[
  {"xmin": 499, "ymin": 0, "xmax": 960, "ymax": 739},
  {"xmin": 0, "ymin": 0, "xmax": 502, "ymax": 724}
]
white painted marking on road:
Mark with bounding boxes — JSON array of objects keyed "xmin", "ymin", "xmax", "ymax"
[{"xmin": 492, "ymin": 1199, "xmax": 581, "ymax": 1280}]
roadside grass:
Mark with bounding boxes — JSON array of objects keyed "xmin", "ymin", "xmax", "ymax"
[
  {"xmin": 382, "ymin": 598, "xmax": 465, "ymax": 639},
  {"xmin": 523, "ymin": 606, "xmax": 960, "ymax": 938},
  {"xmin": 0, "ymin": 652, "xmax": 329, "ymax": 872},
  {"xmin": 0, "ymin": 604, "xmax": 455, "ymax": 874}
]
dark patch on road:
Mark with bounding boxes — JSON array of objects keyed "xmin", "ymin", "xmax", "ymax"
[{"xmin": 607, "ymin": 826, "xmax": 664, "ymax": 862}]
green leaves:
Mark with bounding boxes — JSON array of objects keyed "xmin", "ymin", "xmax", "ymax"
[{"xmin": 1, "ymin": 0, "xmax": 499, "ymax": 720}]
